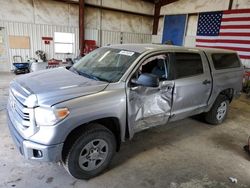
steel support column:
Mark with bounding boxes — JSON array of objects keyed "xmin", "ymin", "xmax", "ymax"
[
  {"xmin": 152, "ymin": 3, "xmax": 161, "ymax": 35},
  {"xmin": 228, "ymin": 0, "xmax": 233, "ymax": 10},
  {"xmin": 152, "ymin": 0, "xmax": 179, "ymax": 35},
  {"xmin": 79, "ymin": 0, "xmax": 85, "ymax": 56}
]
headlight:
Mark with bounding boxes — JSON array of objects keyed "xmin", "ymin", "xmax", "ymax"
[
  {"xmin": 34, "ymin": 107, "xmax": 69, "ymax": 126},
  {"xmin": 26, "ymin": 94, "xmax": 38, "ymax": 108}
]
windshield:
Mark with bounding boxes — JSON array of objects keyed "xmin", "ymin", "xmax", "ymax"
[{"xmin": 71, "ymin": 47, "xmax": 140, "ymax": 83}]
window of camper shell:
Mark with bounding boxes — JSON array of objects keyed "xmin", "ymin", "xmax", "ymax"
[{"xmin": 212, "ymin": 53, "xmax": 241, "ymax": 70}]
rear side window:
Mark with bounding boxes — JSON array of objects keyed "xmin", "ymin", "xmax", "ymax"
[
  {"xmin": 212, "ymin": 53, "xmax": 241, "ymax": 70},
  {"xmin": 174, "ymin": 53, "xmax": 203, "ymax": 79}
]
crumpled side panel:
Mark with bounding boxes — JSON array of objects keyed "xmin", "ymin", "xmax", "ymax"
[{"xmin": 128, "ymin": 81, "xmax": 173, "ymax": 133}]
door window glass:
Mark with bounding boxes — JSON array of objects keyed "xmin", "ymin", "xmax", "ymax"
[
  {"xmin": 139, "ymin": 54, "xmax": 168, "ymax": 80},
  {"xmin": 174, "ymin": 53, "xmax": 203, "ymax": 79}
]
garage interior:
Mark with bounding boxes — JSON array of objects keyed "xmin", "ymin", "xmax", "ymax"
[{"xmin": 0, "ymin": 0, "xmax": 250, "ymax": 187}]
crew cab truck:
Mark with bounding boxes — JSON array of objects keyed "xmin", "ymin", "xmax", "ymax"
[{"xmin": 7, "ymin": 44, "xmax": 243, "ymax": 179}]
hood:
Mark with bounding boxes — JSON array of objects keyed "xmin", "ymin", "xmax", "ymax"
[{"xmin": 14, "ymin": 68, "xmax": 109, "ymax": 106}]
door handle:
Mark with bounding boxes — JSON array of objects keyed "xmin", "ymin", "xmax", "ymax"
[
  {"xmin": 130, "ymin": 86, "xmax": 139, "ymax": 91},
  {"xmin": 203, "ymin": 80, "xmax": 211, "ymax": 85},
  {"xmin": 160, "ymin": 85, "xmax": 173, "ymax": 92},
  {"xmin": 167, "ymin": 86, "xmax": 173, "ymax": 91}
]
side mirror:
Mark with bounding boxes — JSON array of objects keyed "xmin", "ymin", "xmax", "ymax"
[
  {"xmin": 131, "ymin": 73, "xmax": 159, "ymax": 87},
  {"xmin": 65, "ymin": 65, "xmax": 72, "ymax": 70}
]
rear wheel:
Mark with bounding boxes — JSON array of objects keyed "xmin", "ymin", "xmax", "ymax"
[
  {"xmin": 205, "ymin": 95, "xmax": 229, "ymax": 125},
  {"xmin": 63, "ymin": 124, "xmax": 116, "ymax": 179}
]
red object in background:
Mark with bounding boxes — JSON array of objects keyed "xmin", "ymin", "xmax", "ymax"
[
  {"xmin": 243, "ymin": 70, "xmax": 250, "ymax": 84},
  {"xmin": 42, "ymin": 37, "xmax": 53, "ymax": 45},
  {"xmin": 48, "ymin": 58, "xmax": 62, "ymax": 66},
  {"xmin": 245, "ymin": 71, "xmax": 250, "ymax": 77},
  {"xmin": 42, "ymin": 37, "xmax": 53, "ymax": 41},
  {"xmin": 84, "ymin": 40, "xmax": 98, "ymax": 55}
]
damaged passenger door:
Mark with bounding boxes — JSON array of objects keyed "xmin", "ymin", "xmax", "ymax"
[
  {"xmin": 169, "ymin": 52, "xmax": 212, "ymax": 122},
  {"xmin": 127, "ymin": 53, "xmax": 174, "ymax": 134}
]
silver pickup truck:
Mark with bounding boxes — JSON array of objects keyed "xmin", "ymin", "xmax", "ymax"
[{"xmin": 7, "ymin": 44, "xmax": 243, "ymax": 179}]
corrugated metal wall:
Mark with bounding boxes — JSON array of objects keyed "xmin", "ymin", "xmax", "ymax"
[
  {"xmin": 101, "ymin": 30, "xmax": 121, "ymax": 46},
  {"xmin": 86, "ymin": 29, "xmax": 152, "ymax": 46},
  {"xmin": 184, "ymin": 15, "xmax": 198, "ymax": 47},
  {"xmin": 0, "ymin": 20, "xmax": 152, "ymax": 71},
  {"xmin": 0, "ymin": 20, "xmax": 79, "ymax": 70},
  {"xmin": 123, "ymin": 32, "xmax": 152, "ymax": 44}
]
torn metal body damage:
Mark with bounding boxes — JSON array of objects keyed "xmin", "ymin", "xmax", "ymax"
[{"xmin": 128, "ymin": 81, "xmax": 174, "ymax": 133}]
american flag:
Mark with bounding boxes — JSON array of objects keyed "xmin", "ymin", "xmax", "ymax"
[{"xmin": 196, "ymin": 9, "xmax": 250, "ymax": 60}]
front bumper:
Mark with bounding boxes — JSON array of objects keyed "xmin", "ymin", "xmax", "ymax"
[{"xmin": 7, "ymin": 112, "xmax": 63, "ymax": 162}]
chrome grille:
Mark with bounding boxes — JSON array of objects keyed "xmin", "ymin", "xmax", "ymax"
[{"xmin": 9, "ymin": 91, "xmax": 32, "ymax": 129}]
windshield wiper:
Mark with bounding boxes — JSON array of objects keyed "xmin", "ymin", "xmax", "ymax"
[
  {"xmin": 70, "ymin": 66, "xmax": 80, "ymax": 75},
  {"xmin": 86, "ymin": 74, "xmax": 100, "ymax": 81},
  {"xmin": 78, "ymin": 70, "xmax": 110, "ymax": 83},
  {"xmin": 92, "ymin": 76, "xmax": 110, "ymax": 83},
  {"xmin": 71, "ymin": 67, "xmax": 110, "ymax": 83},
  {"xmin": 78, "ymin": 70, "xmax": 92, "ymax": 79},
  {"xmin": 88, "ymin": 74, "xmax": 111, "ymax": 83}
]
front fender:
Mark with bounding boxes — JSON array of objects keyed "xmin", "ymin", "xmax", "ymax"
[{"xmin": 29, "ymin": 86, "xmax": 127, "ymax": 145}]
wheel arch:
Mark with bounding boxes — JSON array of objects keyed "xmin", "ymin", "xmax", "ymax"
[
  {"xmin": 62, "ymin": 117, "xmax": 121, "ymax": 162},
  {"xmin": 219, "ymin": 88, "xmax": 234, "ymax": 103},
  {"xmin": 207, "ymin": 88, "xmax": 234, "ymax": 112}
]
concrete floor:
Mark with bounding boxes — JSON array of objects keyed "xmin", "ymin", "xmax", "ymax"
[{"xmin": 0, "ymin": 72, "xmax": 250, "ymax": 188}]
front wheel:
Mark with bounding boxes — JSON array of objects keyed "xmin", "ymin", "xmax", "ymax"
[
  {"xmin": 205, "ymin": 95, "xmax": 229, "ymax": 125},
  {"xmin": 63, "ymin": 124, "xmax": 116, "ymax": 179}
]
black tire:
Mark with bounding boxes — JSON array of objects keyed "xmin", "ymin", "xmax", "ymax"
[
  {"xmin": 63, "ymin": 124, "xmax": 116, "ymax": 179},
  {"xmin": 205, "ymin": 95, "xmax": 229, "ymax": 125}
]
